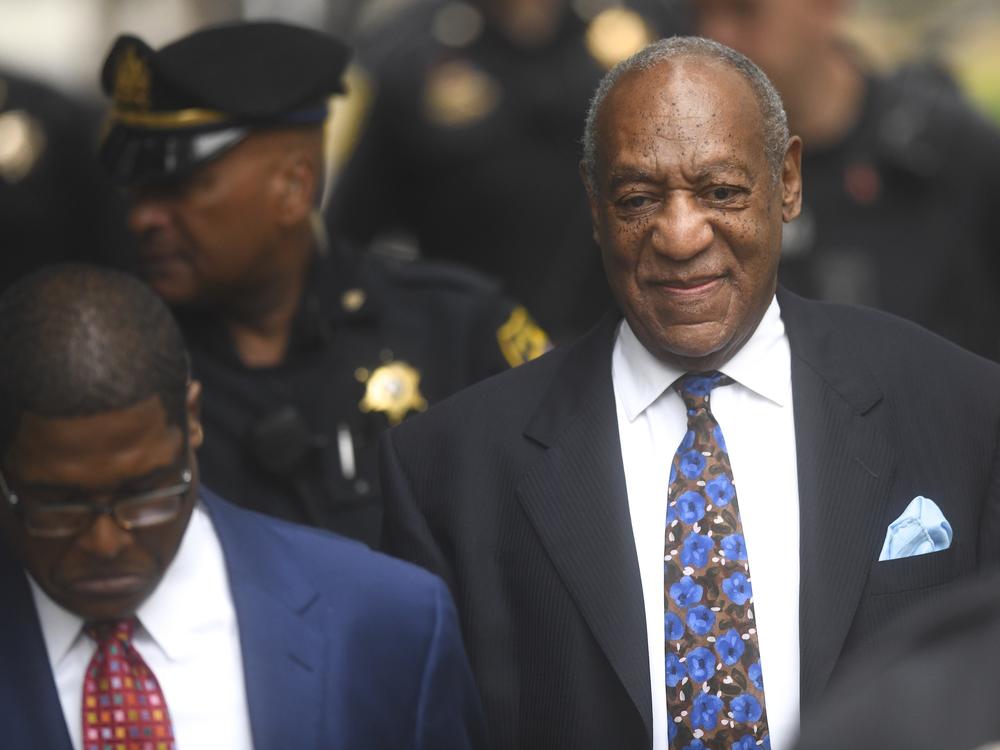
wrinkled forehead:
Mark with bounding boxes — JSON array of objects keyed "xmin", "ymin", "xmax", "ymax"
[{"xmin": 596, "ymin": 57, "xmax": 766, "ymax": 174}]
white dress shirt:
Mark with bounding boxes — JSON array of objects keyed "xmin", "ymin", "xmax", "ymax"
[
  {"xmin": 612, "ymin": 296, "xmax": 800, "ymax": 750},
  {"xmin": 29, "ymin": 502, "xmax": 255, "ymax": 750}
]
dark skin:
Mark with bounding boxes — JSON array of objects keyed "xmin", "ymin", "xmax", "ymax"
[
  {"xmin": 585, "ymin": 56, "xmax": 802, "ymax": 371},
  {"xmin": 0, "ymin": 383, "xmax": 203, "ymax": 622},
  {"xmin": 127, "ymin": 130, "xmax": 323, "ymax": 367}
]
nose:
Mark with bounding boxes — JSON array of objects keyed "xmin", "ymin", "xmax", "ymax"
[
  {"xmin": 650, "ymin": 193, "xmax": 714, "ymax": 262},
  {"xmin": 76, "ymin": 513, "xmax": 133, "ymax": 560},
  {"xmin": 127, "ymin": 191, "xmax": 174, "ymax": 237}
]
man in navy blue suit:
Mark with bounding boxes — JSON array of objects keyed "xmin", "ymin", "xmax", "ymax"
[{"xmin": 0, "ymin": 264, "xmax": 483, "ymax": 750}]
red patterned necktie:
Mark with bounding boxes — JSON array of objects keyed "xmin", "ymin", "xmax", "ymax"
[
  {"xmin": 82, "ymin": 619, "xmax": 176, "ymax": 750},
  {"xmin": 664, "ymin": 372, "xmax": 769, "ymax": 750}
]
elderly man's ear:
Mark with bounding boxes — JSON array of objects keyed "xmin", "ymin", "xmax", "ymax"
[{"xmin": 782, "ymin": 136, "xmax": 804, "ymax": 223}]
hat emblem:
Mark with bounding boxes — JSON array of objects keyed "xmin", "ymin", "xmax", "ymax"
[{"xmin": 114, "ymin": 45, "xmax": 151, "ymax": 111}]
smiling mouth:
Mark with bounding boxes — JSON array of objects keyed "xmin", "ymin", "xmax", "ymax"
[{"xmin": 657, "ymin": 276, "xmax": 725, "ymax": 295}]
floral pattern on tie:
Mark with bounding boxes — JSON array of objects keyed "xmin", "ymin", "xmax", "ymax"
[{"xmin": 664, "ymin": 372, "xmax": 769, "ymax": 750}]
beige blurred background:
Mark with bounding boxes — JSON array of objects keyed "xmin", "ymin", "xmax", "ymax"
[{"xmin": 0, "ymin": 0, "xmax": 997, "ymax": 120}]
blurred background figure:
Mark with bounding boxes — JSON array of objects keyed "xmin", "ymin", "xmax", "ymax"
[
  {"xmin": 326, "ymin": 0, "xmax": 688, "ymax": 342},
  {"xmin": 98, "ymin": 20, "xmax": 546, "ymax": 547},
  {"xmin": 694, "ymin": 0, "xmax": 1000, "ymax": 359},
  {"xmin": 0, "ymin": 67, "xmax": 132, "ymax": 291}
]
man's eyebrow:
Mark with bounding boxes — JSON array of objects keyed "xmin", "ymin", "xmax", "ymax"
[
  {"xmin": 607, "ymin": 168, "xmax": 657, "ymax": 191},
  {"xmin": 696, "ymin": 162, "xmax": 754, "ymax": 181},
  {"xmin": 12, "ymin": 459, "xmax": 185, "ymax": 497},
  {"xmin": 606, "ymin": 161, "xmax": 756, "ymax": 191}
]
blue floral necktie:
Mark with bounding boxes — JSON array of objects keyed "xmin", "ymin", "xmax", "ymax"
[{"xmin": 664, "ymin": 372, "xmax": 769, "ymax": 750}]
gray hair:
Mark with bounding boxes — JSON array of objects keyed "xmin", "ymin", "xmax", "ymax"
[{"xmin": 581, "ymin": 36, "xmax": 790, "ymax": 189}]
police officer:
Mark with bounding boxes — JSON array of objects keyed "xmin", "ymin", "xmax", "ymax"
[
  {"xmin": 98, "ymin": 20, "xmax": 548, "ymax": 546},
  {"xmin": 327, "ymin": 0, "xmax": 687, "ymax": 342},
  {"xmin": 695, "ymin": 0, "xmax": 1000, "ymax": 360}
]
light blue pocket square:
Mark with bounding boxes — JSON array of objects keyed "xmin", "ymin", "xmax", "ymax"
[{"xmin": 878, "ymin": 496, "xmax": 953, "ymax": 561}]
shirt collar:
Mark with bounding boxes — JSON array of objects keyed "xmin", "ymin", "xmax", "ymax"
[
  {"xmin": 27, "ymin": 500, "xmax": 229, "ymax": 665},
  {"xmin": 615, "ymin": 295, "xmax": 790, "ymax": 421},
  {"xmin": 136, "ymin": 501, "xmax": 231, "ymax": 662},
  {"xmin": 27, "ymin": 574, "xmax": 84, "ymax": 670}
]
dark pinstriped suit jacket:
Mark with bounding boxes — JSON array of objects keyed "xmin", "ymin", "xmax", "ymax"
[{"xmin": 381, "ymin": 288, "xmax": 1000, "ymax": 749}]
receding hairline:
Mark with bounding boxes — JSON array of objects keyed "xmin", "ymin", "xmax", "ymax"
[{"xmin": 582, "ymin": 36, "xmax": 790, "ymax": 190}]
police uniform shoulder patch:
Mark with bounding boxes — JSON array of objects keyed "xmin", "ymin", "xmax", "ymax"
[
  {"xmin": 358, "ymin": 360, "xmax": 428, "ymax": 425},
  {"xmin": 497, "ymin": 306, "xmax": 551, "ymax": 367}
]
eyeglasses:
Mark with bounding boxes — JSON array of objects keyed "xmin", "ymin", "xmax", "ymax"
[{"xmin": 0, "ymin": 464, "xmax": 193, "ymax": 539}]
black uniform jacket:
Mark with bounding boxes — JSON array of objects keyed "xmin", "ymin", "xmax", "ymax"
[
  {"xmin": 380, "ymin": 288, "xmax": 1000, "ymax": 749},
  {"xmin": 180, "ymin": 245, "xmax": 545, "ymax": 546}
]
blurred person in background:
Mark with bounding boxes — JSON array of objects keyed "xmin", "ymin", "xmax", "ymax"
[
  {"xmin": 98, "ymin": 20, "xmax": 547, "ymax": 547},
  {"xmin": 0, "ymin": 68, "xmax": 132, "ymax": 291},
  {"xmin": 695, "ymin": 0, "xmax": 1000, "ymax": 359},
  {"xmin": 326, "ymin": 0, "xmax": 688, "ymax": 343}
]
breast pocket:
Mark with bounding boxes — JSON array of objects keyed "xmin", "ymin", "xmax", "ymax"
[{"xmin": 866, "ymin": 544, "xmax": 960, "ymax": 595}]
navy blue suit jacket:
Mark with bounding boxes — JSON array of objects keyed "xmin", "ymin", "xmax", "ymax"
[{"xmin": 0, "ymin": 489, "xmax": 484, "ymax": 749}]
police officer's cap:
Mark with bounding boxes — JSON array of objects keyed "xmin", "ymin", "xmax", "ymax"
[{"xmin": 99, "ymin": 21, "xmax": 350, "ymax": 185}]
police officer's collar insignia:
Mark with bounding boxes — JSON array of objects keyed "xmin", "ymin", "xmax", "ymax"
[
  {"xmin": 114, "ymin": 44, "xmax": 152, "ymax": 112},
  {"xmin": 423, "ymin": 60, "xmax": 500, "ymax": 127},
  {"xmin": 497, "ymin": 306, "xmax": 551, "ymax": 367},
  {"xmin": 585, "ymin": 8, "xmax": 654, "ymax": 70},
  {"xmin": 0, "ymin": 110, "xmax": 45, "ymax": 184},
  {"xmin": 359, "ymin": 361, "xmax": 428, "ymax": 425}
]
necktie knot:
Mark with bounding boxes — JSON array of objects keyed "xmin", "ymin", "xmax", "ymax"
[
  {"xmin": 674, "ymin": 371, "xmax": 734, "ymax": 411},
  {"xmin": 85, "ymin": 618, "xmax": 135, "ymax": 646}
]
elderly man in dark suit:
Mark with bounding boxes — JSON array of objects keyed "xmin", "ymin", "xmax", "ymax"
[{"xmin": 380, "ymin": 36, "xmax": 1000, "ymax": 750}]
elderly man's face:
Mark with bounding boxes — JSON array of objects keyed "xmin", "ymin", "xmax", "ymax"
[
  {"xmin": 588, "ymin": 57, "xmax": 801, "ymax": 369},
  {"xmin": 0, "ymin": 388, "xmax": 202, "ymax": 622}
]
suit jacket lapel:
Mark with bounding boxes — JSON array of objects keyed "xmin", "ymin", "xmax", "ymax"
[
  {"xmin": 202, "ymin": 492, "xmax": 326, "ymax": 749},
  {"xmin": 518, "ymin": 312, "xmax": 653, "ymax": 741},
  {"xmin": 779, "ymin": 289, "xmax": 896, "ymax": 708},
  {"xmin": 0, "ymin": 547, "xmax": 73, "ymax": 750}
]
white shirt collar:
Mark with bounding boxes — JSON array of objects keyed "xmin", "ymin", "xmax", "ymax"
[
  {"xmin": 28, "ymin": 501, "xmax": 227, "ymax": 664},
  {"xmin": 616, "ymin": 295, "xmax": 790, "ymax": 421}
]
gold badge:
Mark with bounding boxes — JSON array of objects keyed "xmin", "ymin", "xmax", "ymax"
[
  {"xmin": 0, "ymin": 110, "xmax": 45, "ymax": 184},
  {"xmin": 359, "ymin": 361, "xmax": 428, "ymax": 425},
  {"xmin": 585, "ymin": 8, "xmax": 655, "ymax": 70},
  {"xmin": 497, "ymin": 306, "xmax": 551, "ymax": 368},
  {"xmin": 114, "ymin": 44, "xmax": 152, "ymax": 111},
  {"xmin": 423, "ymin": 60, "xmax": 500, "ymax": 127}
]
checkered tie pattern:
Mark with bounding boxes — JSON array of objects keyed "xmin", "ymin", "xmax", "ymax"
[
  {"xmin": 664, "ymin": 372, "xmax": 769, "ymax": 750},
  {"xmin": 82, "ymin": 619, "xmax": 176, "ymax": 750}
]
